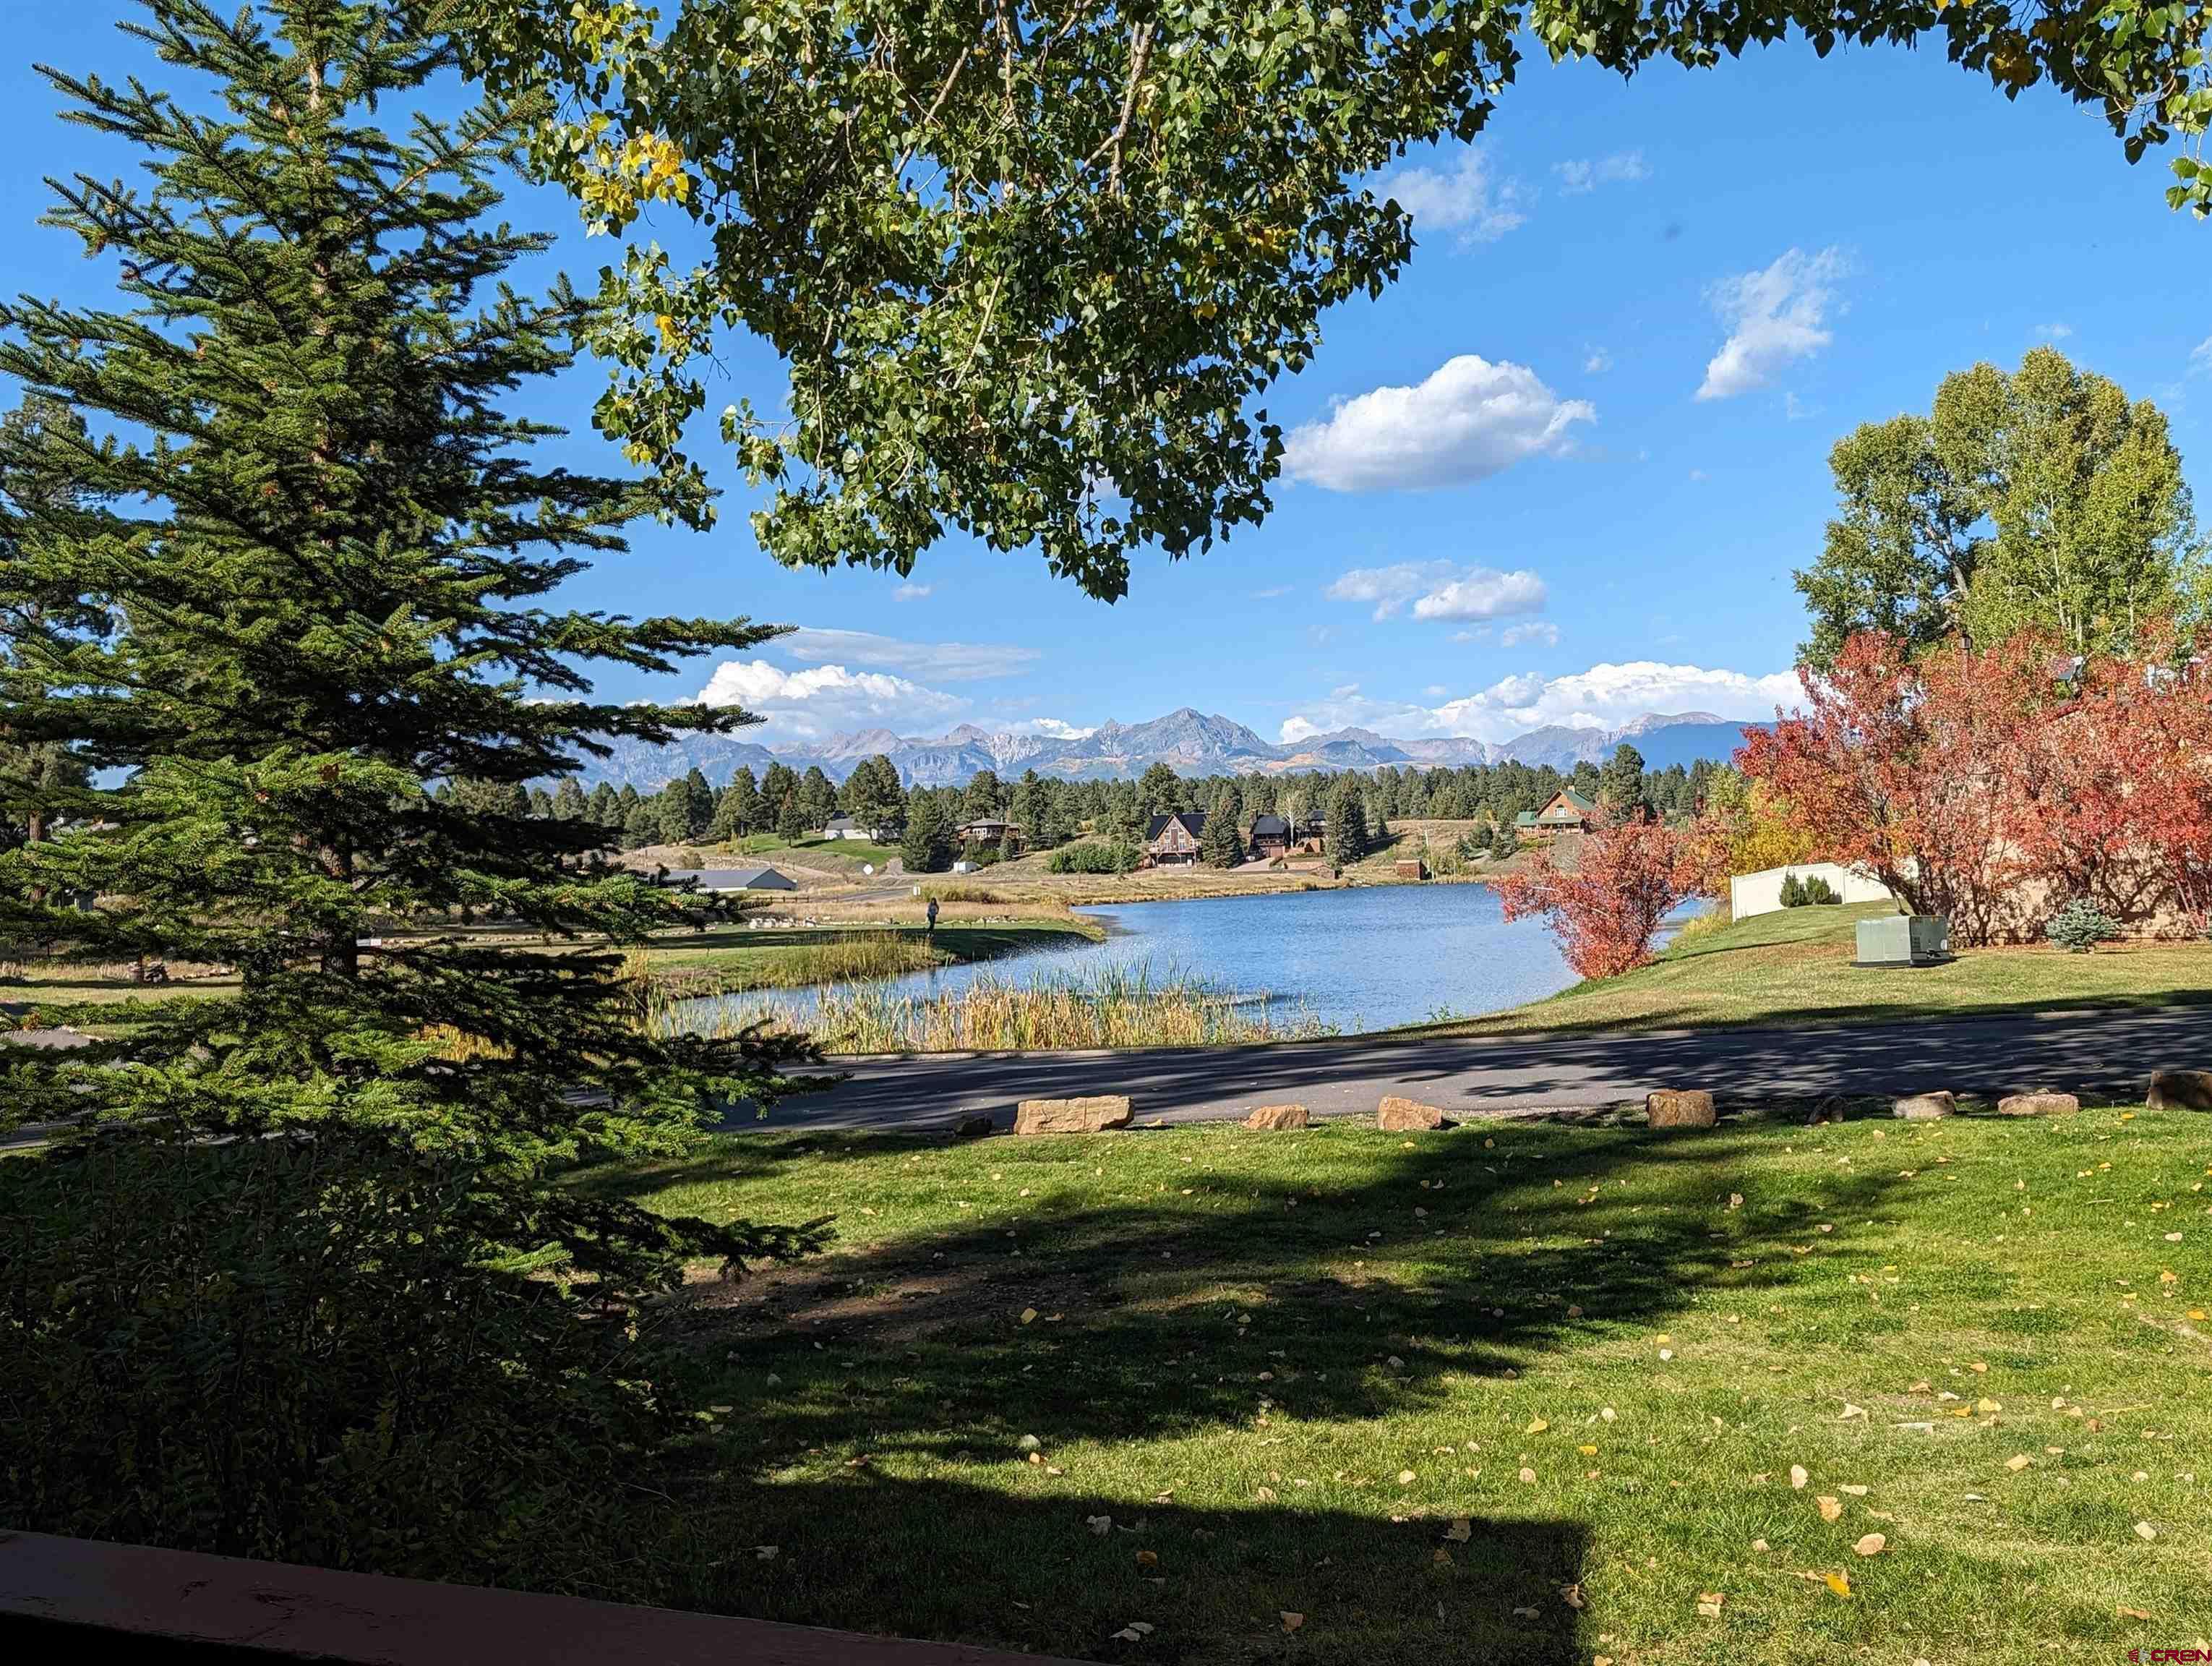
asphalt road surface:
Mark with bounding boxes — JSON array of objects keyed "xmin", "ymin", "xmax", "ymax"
[{"xmin": 743, "ymin": 1005, "xmax": 2211, "ymax": 1132}]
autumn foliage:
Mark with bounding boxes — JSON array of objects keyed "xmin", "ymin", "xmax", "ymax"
[
  {"xmin": 1738, "ymin": 629, "xmax": 2212, "ymax": 946},
  {"xmin": 1495, "ymin": 813, "xmax": 1693, "ymax": 981}
]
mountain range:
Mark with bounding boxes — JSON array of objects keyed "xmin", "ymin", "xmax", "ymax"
[{"xmin": 573, "ymin": 709, "xmax": 1761, "ymax": 790}]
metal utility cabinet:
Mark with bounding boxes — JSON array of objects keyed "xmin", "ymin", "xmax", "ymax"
[{"xmin": 1854, "ymin": 913, "xmax": 1950, "ymax": 967}]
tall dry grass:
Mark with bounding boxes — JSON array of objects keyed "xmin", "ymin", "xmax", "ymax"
[{"xmin": 674, "ymin": 964, "xmax": 1332, "ymax": 1054}]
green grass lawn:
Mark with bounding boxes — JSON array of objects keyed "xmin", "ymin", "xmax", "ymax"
[
  {"xmin": 1421, "ymin": 901, "xmax": 2212, "ymax": 1038},
  {"xmin": 596, "ymin": 1110, "xmax": 2212, "ymax": 1664},
  {"xmin": 716, "ymin": 832, "xmax": 904, "ymax": 865}
]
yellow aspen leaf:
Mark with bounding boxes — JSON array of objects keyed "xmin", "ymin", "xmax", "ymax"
[
  {"xmin": 1825, "ymin": 1571, "xmax": 1853, "ymax": 1597},
  {"xmin": 1818, "ymin": 1495, "xmax": 1843, "ymax": 1521}
]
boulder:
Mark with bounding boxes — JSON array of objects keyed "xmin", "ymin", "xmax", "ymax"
[
  {"xmin": 1892, "ymin": 1091, "xmax": 1956, "ymax": 1121},
  {"xmin": 1377, "ymin": 1095, "xmax": 1447, "ymax": 1132},
  {"xmin": 1243, "ymin": 1103, "xmax": 1310, "ymax": 1131},
  {"xmin": 1995, "ymin": 1091, "xmax": 2078, "ymax": 1118},
  {"xmin": 2147, "ymin": 1069, "xmax": 2212, "ymax": 1112},
  {"xmin": 1013, "ymin": 1095, "xmax": 1133, "ymax": 1135},
  {"xmin": 1645, "ymin": 1089, "xmax": 1717, "ymax": 1129},
  {"xmin": 952, "ymin": 1112, "xmax": 995, "ymax": 1137},
  {"xmin": 1806, "ymin": 1094, "xmax": 1850, "ymax": 1127}
]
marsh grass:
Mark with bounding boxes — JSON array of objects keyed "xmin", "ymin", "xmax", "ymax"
[{"xmin": 683, "ymin": 962, "xmax": 1333, "ymax": 1053}]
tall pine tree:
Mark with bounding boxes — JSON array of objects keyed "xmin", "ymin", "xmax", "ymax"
[{"xmin": 0, "ymin": 0, "xmax": 822, "ymax": 1565}]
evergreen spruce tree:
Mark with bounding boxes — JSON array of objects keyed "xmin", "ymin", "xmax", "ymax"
[
  {"xmin": 900, "ymin": 792, "xmax": 953, "ymax": 873},
  {"xmin": 0, "ymin": 0, "xmax": 820, "ymax": 1564},
  {"xmin": 680, "ymin": 765, "xmax": 715, "ymax": 838},
  {"xmin": 796, "ymin": 764, "xmax": 836, "ymax": 832},
  {"xmin": 1200, "ymin": 790, "xmax": 1244, "ymax": 868},
  {"xmin": 711, "ymin": 765, "xmax": 761, "ymax": 840},
  {"xmin": 1326, "ymin": 775, "xmax": 1371, "ymax": 866},
  {"xmin": 839, "ymin": 753, "xmax": 904, "ymax": 840},
  {"xmin": 550, "ymin": 777, "xmax": 587, "ymax": 821}
]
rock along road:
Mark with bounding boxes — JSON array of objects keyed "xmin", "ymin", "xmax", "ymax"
[{"xmin": 740, "ymin": 1004, "xmax": 2211, "ymax": 1132}]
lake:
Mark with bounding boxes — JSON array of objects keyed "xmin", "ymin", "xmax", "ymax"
[{"xmin": 697, "ymin": 883, "xmax": 1680, "ymax": 1035}]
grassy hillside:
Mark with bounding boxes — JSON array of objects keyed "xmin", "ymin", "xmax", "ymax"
[
  {"xmin": 588, "ymin": 1109, "xmax": 2212, "ymax": 1664},
  {"xmin": 1426, "ymin": 902, "xmax": 2212, "ymax": 1038}
]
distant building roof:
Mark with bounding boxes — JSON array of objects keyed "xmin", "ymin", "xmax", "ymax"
[
  {"xmin": 1514, "ymin": 810, "xmax": 1540, "ymax": 827},
  {"xmin": 672, "ymin": 866, "xmax": 797, "ymax": 892},
  {"xmin": 822, "ymin": 814, "xmax": 858, "ymax": 830},
  {"xmin": 1144, "ymin": 811, "xmax": 1206, "ymax": 842},
  {"xmin": 1250, "ymin": 813, "xmax": 1289, "ymax": 837}
]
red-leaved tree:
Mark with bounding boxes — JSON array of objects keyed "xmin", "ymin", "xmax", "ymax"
[
  {"xmin": 1741, "ymin": 628, "xmax": 2212, "ymax": 944},
  {"xmin": 1495, "ymin": 813, "xmax": 1692, "ymax": 980}
]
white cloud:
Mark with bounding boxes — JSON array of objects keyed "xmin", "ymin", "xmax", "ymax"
[
  {"xmin": 1377, "ymin": 147, "xmax": 1525, "ymax": 241},
  {"xmin": 1412, "ymin": 568, "xmax": 1547, "ymax": 623},
  {"xmin": 777, "ymin": 627, "xmax": 1038, "ymax": 681},
  {"xmin": 893, "ymin": 582, "xmax": 933, "ymax": 600},
  {"xmin": 1501, "ymin": 620, "xmax": 1559, "ymax": 648},
  {"xmin": 2190, "ymin": 335, "xmax": 2212, "ymax": 375},
  {"xmin": 1326, "ymin": 560, "xmax": 1546, "ymax": 623},
  {"xmin": 1554, "ymin": 151, "xmax": 1648, "ymax": 195},
  {"xmin": 1695, "ymin": 246, "xmax": 1848, "ymax": 401},
  {"xmin": 693, "ymin": 659, "xmax": 966, "ymax": 742},
  {"xmin": 2033, "ymin": 321, "xmax": 2074, "ymax": 341},
  {"xmin": 1284, "ymin": 355, "xmax": 1595, "ymax": 492},
  {"xmin": 1250, "ymin": 584, "xmax": 1295, "ymax": 599},
  {"xmin": 1000, "ymin": 717, "xmax": 1098, "ymax": 740},
  {"xmin": 1583, "ymin": 349, "xmax": 1611, "ymax": 375},
  {"xmin": 1277, "ymin": 659, "xmax": 1801, "ymax": 746}
]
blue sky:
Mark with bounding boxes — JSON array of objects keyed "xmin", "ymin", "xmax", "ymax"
[{"xmin": 6, "ymin": 13, "xmax": 2209, "ymax": 750}]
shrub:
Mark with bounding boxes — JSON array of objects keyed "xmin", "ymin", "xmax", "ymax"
[
  {"xmin": 2045, "ymin": 900, "xmax": 2122, "ymax": 953},
  {"xmin": 1779, "ymin": 871, "xmax": 1808, "ymax": 907},
  {"xmin": 1047, "ymin": 840, "xmax": 1141, "ymax": 874},
  {"xmin": 1802, "ymin": 874, "xmax": 1841, "ymax": 905},
  {"xmin": 1494, "ymin": 813, "xmax": 1692, "ymax": 981}
]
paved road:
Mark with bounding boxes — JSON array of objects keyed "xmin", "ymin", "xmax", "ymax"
[{"xmin": 748, "ymin": 1005, "xmax": 2211, "ymax": 1132}]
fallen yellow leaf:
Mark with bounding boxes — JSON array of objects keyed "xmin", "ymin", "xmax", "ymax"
[
  {"xmin": 1790, "ymin": 1464, "xmax": 1809, "ymax": 1489},
  {"xmin": 2006, "ymin": 1453, "xmax": 2033, "ymax": 1471},
  {"xmin": 1817, "ymin": 1495, "xmax": 1843, "ymax": 1522},
  {"xmin": 1825, "ymin": 1571, "xmax": 1853, "ymax": 1597},
  {"xmin": 1525, "ymin": 1417, "xmax": 1550, "ymax": 1435},
  {"xmin": 1853, "ymin": 1532, "xmax": 1887, "ymax": 1556},
  {"xmin": 1696, "ymin": 1592, "xmax": 1724, "ymax": 1618},
  {"xmin": 1136, "ymin": 1549, "xmax": 1157, "ymax": 1568}
]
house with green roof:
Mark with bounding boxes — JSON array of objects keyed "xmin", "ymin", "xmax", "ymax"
[{"xmin": 1514, "ymin": 787, "xmax": 1598, "ymax": 841}]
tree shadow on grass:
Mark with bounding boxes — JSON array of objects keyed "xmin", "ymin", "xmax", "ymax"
[
  {"xmin": 651, "ymin": 1473, "xmax": 1592, "ymax": 1666},
  {"xmin": 594, "ymin": 1122, "xmax": 1925, "ymax": 1659}
]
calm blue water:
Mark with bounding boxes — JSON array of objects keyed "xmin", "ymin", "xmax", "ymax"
[{"xmin": 687, "ymin": 884, "xmax": 1692, "ymax": 1035}]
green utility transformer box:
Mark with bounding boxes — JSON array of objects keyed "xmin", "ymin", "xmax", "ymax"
[{"xmin": 1854, "ymin": 914, "xmax": 1950, "ymax": 967}]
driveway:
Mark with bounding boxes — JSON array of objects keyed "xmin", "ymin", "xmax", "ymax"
[{"xmin": 746, "ymin": 1005, "xmax": 2210, "ymax": 1131}]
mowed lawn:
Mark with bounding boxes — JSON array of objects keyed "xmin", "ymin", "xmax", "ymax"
[
  {"xmin": 601, "ymin": 1111, "xmax": 2212, "ymax": 1665},
  {"xmin": 1426, "ymin": 902, "xmax": 2212, "ymax": 1038}
]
